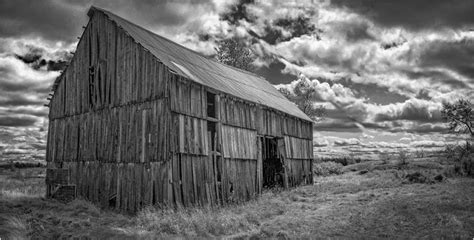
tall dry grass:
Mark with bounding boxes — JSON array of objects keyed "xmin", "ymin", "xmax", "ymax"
[
  {"xmin": 0, "ymin": 215, "xmax": 29, "ymax": 240},
  {"xmin": 132, "ymin": 191, "xmax": 288, "ymax": 238},
  {"xmin": 1, "ymin": 160, "xmax": 473, "ymax": 239}
]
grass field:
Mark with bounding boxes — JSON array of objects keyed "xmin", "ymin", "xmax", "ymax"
[{"xmin": 1, "ymin": 160, "xmax": 473, "ymax": 239}]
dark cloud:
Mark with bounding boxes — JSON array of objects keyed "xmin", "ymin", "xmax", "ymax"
[
  {"xmin": 0, "ymin": 0, "xmax": 85, "ymax": 42},
  {"xmin": 331, "ymin": 0, "xmax": 474, "ymax": 30},
  {"xmin": 2, "ymin": 148, "xmax": 30, "ymax": 156},
  {"xmin": 415, "ymin": 89, "xmax": 432, "ymax": 101},
  {"xmin": 314, "ymin": 119, "xmax": 363, "ymax": 132},
  {"xmin": 255, "ymin": 61, "xmax": 295, "ymax": 84},
  {"xmin": 0, "ymin": 80, "xmax": 35, "ymax": 92},
  {"xmin": 404, "ymin": 69, "xmax": 470, "ymax": 90},
  {"xmin": 46, "ymin": 59, "xmax": 70, "ymax": 71},
  {"xmin": 382, "ymin": 41, "xmax": 403, "ymax": 50},
  {"xmin": 269, "ymin": 15, "xmax": 320, "ymax": 43},
  {"xmin": 260, "ymin": 24, "xmax": 284, "ymax": 45},
  {"xmin": 220, "ymin": 0, "xmax": 255, "ymax": 25},
  {"xmin": 331, "ymin": 20, "xmax": 374, "ymax": 42},
  {"xmin": 6, "ymin": 107, "xmax": 48, "ymax": 118},
  {"xmin": 0, "ymin": 94, "xmax": 46, "ymax": 106},
  {"xmin": 313, "ymin": 141, "xmax": 329, "ymax": 147},
  {"xmin": 98, "ymin": 0, "xmax": 216, "ymax": 29},
  {"xmin": 0, "ymin": 0, "xmax": 216, "ymax": 42},
  {"xmin": 220, "ymin": 1, "xmax": 318, "ymax": 45},
  {"xmin": 15, "ymin": 53, "xmax": 72, "ymax": 72},
  {"xmin": 420, "ymin": 40, "xmax": 474, "ymax": 80},
  {"xmin": 336, "ymin": 79, "xmax": 409, "ymax": 105},
  {"xmin": 29, "ymin": 142, "xmax": 47, "ymax": 151},
  {"xmin": 0, "ymin": 115, "xmax": 38, "ymax": 127}
]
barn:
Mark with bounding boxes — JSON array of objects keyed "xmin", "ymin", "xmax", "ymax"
[{"xmin": 46, "ymin": 6, "xmax": 314, "ymax": 211}]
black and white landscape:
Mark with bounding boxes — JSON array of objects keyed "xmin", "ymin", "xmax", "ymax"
[{"xmin": 0, "ymin": 0, "xmax": 473, "ymax": 239}]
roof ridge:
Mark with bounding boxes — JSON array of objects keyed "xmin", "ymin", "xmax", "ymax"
[{"xmin": 88, "ymin": 6, "xmax": 264, "ymax": 79}]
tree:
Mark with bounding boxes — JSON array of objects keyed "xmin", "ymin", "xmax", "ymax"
[
  {"xmin": 215, "ymin": 38, "xmax": 255, "ymax": 72},
  {"xmin": 441, "ymin": 99, "xmax": 473, "ymax": 137},
  {"xmin": 278, "ymin": 78, "xmax": 326, "ymax": 121},
  {"xmin": 441, "ymin": 99, "xmax": 474, "ymax": 176}
]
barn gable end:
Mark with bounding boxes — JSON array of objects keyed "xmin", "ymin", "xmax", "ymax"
[{"xmin": 46, "ymin": 7, "xmax": 314, "ymax": 211}]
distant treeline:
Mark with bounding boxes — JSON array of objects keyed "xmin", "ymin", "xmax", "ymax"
[
  {"xmin": 317, "ymin": 157, "xmax": 365, "ymax": 166},
  {"xmin": 0, "ymin": 161, "xmax": 46, "ymax": 169}
]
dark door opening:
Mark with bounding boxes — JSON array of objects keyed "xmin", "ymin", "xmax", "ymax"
[{"xmin": 262, "ymin": 137, "xmax": 284, "ymax": 188}]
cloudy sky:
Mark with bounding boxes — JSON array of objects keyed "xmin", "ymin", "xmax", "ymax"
[{"xmin": 0, "ymin": 0, "xmax": 473, "ymax": 161}]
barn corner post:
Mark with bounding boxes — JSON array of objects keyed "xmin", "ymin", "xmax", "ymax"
[{"xmin": 46, "ymin": 6, "xmax": 314, "ymax": 212}]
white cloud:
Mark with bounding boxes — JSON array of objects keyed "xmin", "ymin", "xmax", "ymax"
[{"xmin": 410, "ymin": 140, "xmax": 445, "ymax": 148}]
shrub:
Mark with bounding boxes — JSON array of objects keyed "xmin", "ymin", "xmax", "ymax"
[
  {"xmin": 397, "ymin": 151, "xmax": 409, "ymax": 166},
  {"xmin": 404, "ymin": 172, "xmax": 431, "ymax": 184},
  {"xmin": 313, "ymin": 161, "xmax": 343, "ymax": 176},
  {"xmin": 445, "ymin": 141, "xmax": 474, "ymax": 176},
  {"xmin": 379, "ymin": 152, "xmax": 391, "ymax": 164}
]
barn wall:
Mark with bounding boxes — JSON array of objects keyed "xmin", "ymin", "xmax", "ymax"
[
  {"xmin": 219, "ymin": 95, "xmax": 256, "ymax": 130},
  {"xmin": 170, "ymin": 75, "xmax": 206, "ymax": 118},
  {"xmin": 221, "ymin": 125, "xmax": 257, "ymax": 159},
  {"xmin": 220, "ymin": 96, "xmax": 313, "ymax": 188},
  {"xmin": 46, "ymin": 12, "xmax": 176, "ymax": 211},
  {"xmin": 283, "ymin": 136, "xmax": 313, "ymax": 187},
  {"xmin": 49, "ymin": 11, "xmax": 168, "ymax": 119},
  {"xmin": 47, "ymin": 100, "xmax": 168, "ymax": 163},
  {"xmin": 168, "ymin": 73, "xmax": 314, "ymax": 205},
  {"xmin": 220, "ymin": 96, "xmax": 312, "ymax": 140},
  {"xmin": 168, "ymin": 75, "xmax": 262, "ymax": 204}
]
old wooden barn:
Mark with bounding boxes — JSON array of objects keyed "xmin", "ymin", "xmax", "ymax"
[{"xmin": 46, "ymin": 6, "xmax": 314, "ymax": 211}]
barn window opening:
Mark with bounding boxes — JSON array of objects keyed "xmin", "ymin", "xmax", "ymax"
[
  {"xmin": 88, "ymin": 65, "xmax": 96, "ymax": 108},
  {"xmin": 152, "ymin": 181, "xmax": 156, "ymax": 205},
  {"xmin": 262, "ymin": 137, "xmax": 284, "ymax": 189},
  {"xmin": 108, "ymin": 195, "xmax": 116, "ymax": 208},
  {"xmin": 207, "ymin": 121, "xmax": 217, "ymax": 152},
  {"xmin": 207, "ymin": 91, "xmax": 216, "ymax": 118}
]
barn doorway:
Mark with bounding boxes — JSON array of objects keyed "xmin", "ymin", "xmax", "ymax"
[{"xmin": 261, "ymin": 137, "xmax": 285, "ymax": 189}]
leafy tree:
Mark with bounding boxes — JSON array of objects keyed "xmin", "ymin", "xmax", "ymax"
[
  {"xmin": 215, "ymin": 38, "xmax": 255, "ymax": 72},
  {"xmin": 441, "ymin": 99, "xmax": 473, "ymax": 137},
  {"xmin": 278, "ymin": 78, "xmax": 326, "ymax": 121}
]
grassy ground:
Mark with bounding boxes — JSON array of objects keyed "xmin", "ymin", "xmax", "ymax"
[{"xmin": 1, "ymin": 162, "xmax": 473, "ymax": 239}]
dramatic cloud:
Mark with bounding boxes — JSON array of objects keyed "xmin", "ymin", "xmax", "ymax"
[
  {"xmin": 420, "ymin": 39, "xmax": 474, "ymax": 80},
  {"xmin": 330, "ymin": 0, "xmax": 474, "ymax": 30},
  {"xmin": 0, "ymin": 115, "xmax": 38, "ymax": 127},
  {"xmin": 0, "ymin": 126, "xmax": 47, "ymax": 161},
  {"xmin": 411, "ymin": 140, "xmax": 445, "ymax": 148},
  {"xmin": 371, "ymin": 99, "xmax": 442, "ymax": 122},
  {"xmin": 0, "ymin": 38, "xmax": 65, "ymax": 131},
  {"xmin": 0, "ymin": 0, "xmax": 473, "ymax": 160},
  {"xmin": 334, "ymin": 138, "xmax": 361, "ymax": 146}
]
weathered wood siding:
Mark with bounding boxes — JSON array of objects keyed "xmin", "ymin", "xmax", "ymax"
[
  {"xmin": 47, "ymin": 12, "xmax": 174, "ymax": 211},
  {"xmin": 172, "ymin": 114, "xmax": 209, "ymax": 155},
  {"xmin": 220, "ymin": 96, "xmax": 256, "ymax": 130},
  {"xmin": 47, "ymin": 101, "xmax": 168, "ymax": 163},
  {"xmin": 47, "ymin": 10, "xmax": 313, "ymax": 211},
  {"xmin": 219, "ymin": 95, "xmax": 313, "ymax": 188},
  {"xmin": 49, "ymin": 12, "xmax": 167, "ymax": 119},
  {"xmin": 284, "ymin": 136, "xmax": 313, "ymax": 187},
  {"xmin": 221, "ymin": 125, "xmax": 257, "ymax": 159},
  {"xmin": 170, "ymin": 75, "xmax": 206, "ymax": 118}
]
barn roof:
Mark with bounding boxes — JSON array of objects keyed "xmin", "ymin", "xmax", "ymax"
[{"xmin": 88, "ymin": 7, "xmax": 312, "ymax": 121}]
